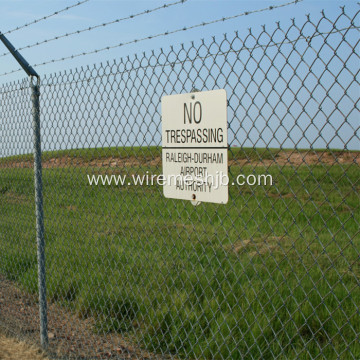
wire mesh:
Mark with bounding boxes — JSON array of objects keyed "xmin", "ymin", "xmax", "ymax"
[{"xmin": 0, "ymin": 6, "xmax": 359, "ymax": 360}]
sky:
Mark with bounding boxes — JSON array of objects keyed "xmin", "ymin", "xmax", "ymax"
[
  {"xmin": 0, "ymin": 0, "xmax": 359, "ymax": 154},
  {"xmin": 0, "ymin": 0, "xmax": 358, "ymax": 84}
]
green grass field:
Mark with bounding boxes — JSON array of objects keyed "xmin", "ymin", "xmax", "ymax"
[{"xmin": 0, "ymin": 147, "xmax": 359, "ymax": 359}]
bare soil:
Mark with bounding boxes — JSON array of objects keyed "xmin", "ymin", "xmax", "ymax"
[
  {"xmin": 0, "ymin": 275, "xmax": 165, "ymax": 359},
  {"xmin": 0, "ymin": 332, "xmax": 48, "ymax": 360},
  {"xmin": 0, "ymin": 150, "xmax": 358, "ymax": 169}
]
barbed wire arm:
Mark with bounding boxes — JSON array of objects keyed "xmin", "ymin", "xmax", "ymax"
[{"xmin": 0, "ymin": 32, "xmax": 38, "ymax": 77}]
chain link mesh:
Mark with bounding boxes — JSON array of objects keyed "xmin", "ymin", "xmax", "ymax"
[{"xmin": 0, "ymin": 6, "xmax": 359, "ymax": 360}]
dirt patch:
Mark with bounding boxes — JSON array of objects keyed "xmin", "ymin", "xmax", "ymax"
[
  {"xmin": 229, "ymin": 150, "xmax": 359, "ymax": 167},
  {"xmin": 0, "ymin": 155, "xmax": 161, "ymax": 170},
  {"xmin": 0, "ymin": 275, "xmax": 168, "ymax": 359},
  {"xmin": 227, "ymin": 236, "xmax": 292, "ymax": 257},
  {"xmin": 0, "ymin": 151, "xmax": 358, "ymax": 169},
  {"xmin": 274, "ymin": 151, "xmax": 359, "ymax": 166},
  {"xmin": 0, "ymin": 332, "xmax": 48, "ymax": 360},
  {"xmin": 41, "ymin": 156, "xmax": 160, "ymax": 169},
  {"xmin": 1, "ymin": 191, "xmax": 29, "ymax": 204}
]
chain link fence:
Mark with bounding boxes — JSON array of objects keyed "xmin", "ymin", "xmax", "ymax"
[{"xmin": 0, "ymin": 6, "xmax": 359, "ymax": 360}]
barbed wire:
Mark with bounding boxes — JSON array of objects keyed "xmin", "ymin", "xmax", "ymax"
[
  {"xmin": 0, "ymin": 0, "xmax": 188, "ymax": 59},
  {"xmin": 0, "ymin": 0, "xmax": 302, "ymax": 78},
  {"xmin": 2, "ymin": 22, "xmax": 356, "ymax": 94},
  {"xmin": 38, "ymin": 25, "xmax": 358, "ymax": 88},
  {"xmin": 1, "ymin": 0, "xmax": 90, "ymax": 36}
]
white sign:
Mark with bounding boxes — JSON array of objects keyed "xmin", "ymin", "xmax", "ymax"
[{"xmin": 162, "ymin": 89, "xmax": 228, "ymax": 204}]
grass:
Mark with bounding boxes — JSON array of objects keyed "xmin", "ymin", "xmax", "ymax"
[{"xmin": 0, "ymin": 147, "xmax": 359, "ymax": 359}]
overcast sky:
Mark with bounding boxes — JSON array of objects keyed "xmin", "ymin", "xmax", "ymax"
[{"xmin": 0, "ymin": 0, "xmax": 358, "ymax": 84}]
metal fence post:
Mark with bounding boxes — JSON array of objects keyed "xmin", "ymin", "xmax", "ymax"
[
  {"xmin": 31, "ymin": 77, "xmax": 48, "ymax": 349},
  {"xmin": 0, "ymin": 32, "xmax": 48, "ymax": 349}
]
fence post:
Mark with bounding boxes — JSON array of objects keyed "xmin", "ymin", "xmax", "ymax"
[
  {"xmin": 31, "ymin": 77, "xmax": 48, "ymax": 349},
  {"xmin": 0, "ymin": 32, "xmax": 48, "ymax": 349}
]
